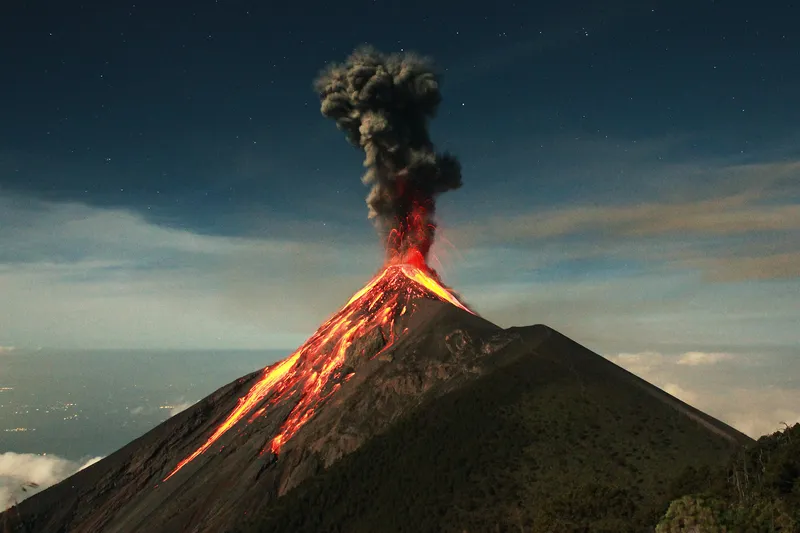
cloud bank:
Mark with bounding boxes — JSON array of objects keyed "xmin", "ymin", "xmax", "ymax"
[
  {"xmin": 0, "ymin": 452, "xmax": 103, "ymax": 511},
  {"xmin": 607, "ymin": 351, "xmax": 800, "ymax": 438},
  {"xmin": 168, "ymin": 401, "xmax": 195, "ymax": 416},
  {"xmin": 676, "ymin": 351, "xmax": 731, "ymax": 366},
  {"xmin": 0, "ymin": 191, "xmax": 380, "ymax": 350}
]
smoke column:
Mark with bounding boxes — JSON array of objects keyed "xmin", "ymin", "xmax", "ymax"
[{"xmin": 314, "ymin": 45, "xmax": 462, "ymax": 266}]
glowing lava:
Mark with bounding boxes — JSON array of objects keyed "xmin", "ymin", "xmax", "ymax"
[{"xmin": 164, "ymin": 262, "xmax": 472, "ymax": 481}]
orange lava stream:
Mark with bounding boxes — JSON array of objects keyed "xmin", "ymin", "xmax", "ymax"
[
  {"xmin": 163, "ymin": 352, "xmax": 301, "ymax": 481},
  {"xmin": 398, "ymin": 264, "xmax": 471, "ymax": 313},
  {"xmin": 163, "ymin": 263, "xmax": 472, "ymax": 482}
]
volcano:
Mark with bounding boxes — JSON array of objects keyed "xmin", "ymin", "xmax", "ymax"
[
  {"xmin": 3, "ymin": 46, "xmax": 755, "ymax": 533},
  {"xmin": 3, "ymin": 262, "xmax": 750, "ymax": 533}
]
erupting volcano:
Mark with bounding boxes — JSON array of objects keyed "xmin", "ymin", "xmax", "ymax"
[
  {"xmin": 164, "ymin": 259, "xmax": 472, "ymax": 481},
  {"xmin": 163, "ymin": 46, "xmax": 468, "ymax": 482},
  {"xmin": 4, "ymin": 46, "xmax": 753, "ymax": 533}
]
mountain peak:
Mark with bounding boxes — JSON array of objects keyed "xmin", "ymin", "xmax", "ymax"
[{"xmin": 164, "ymin": 262, "xmax": 475, "ymax": 481}]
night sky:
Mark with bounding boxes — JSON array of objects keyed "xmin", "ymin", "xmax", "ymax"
[{"xmin": 1, "ymin": 1, "xmax": 799, "ymax": 435}]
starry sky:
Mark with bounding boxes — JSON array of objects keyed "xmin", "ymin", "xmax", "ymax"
[{"xmin": 1, "ymin": 0, "xmax": 799, "ymax": 435}]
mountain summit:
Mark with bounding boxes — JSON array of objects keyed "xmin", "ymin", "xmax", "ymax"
[{"xmin": 4, "ymin": 263, "xmax": 750, "ymax": 533}]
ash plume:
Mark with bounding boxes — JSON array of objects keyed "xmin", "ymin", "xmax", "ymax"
[{"xmin": 314, "ymin": 45, "xmax": 462, "ymax": 264}]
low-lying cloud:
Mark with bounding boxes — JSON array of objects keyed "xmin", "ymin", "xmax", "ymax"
[
  {"xmin": 168, "ymin": 401, "xmax": 195, "ymax": 417},
  {"xmin": 129, "ymin": 400, "xmax": 196, "ymax": 418},
  {"xmin": 0, "ymin": 452, "xmax": 103, "ymax": 511},
  {"xmin": 676, "ymin": 351, "xmax": 731, "ymax": 366},
  {"xmin": 607, "ymin": 350, "xmax": 800, "ymax": 438},
  {"xmin": 0, "ymin": 190, "xmax": 379, "ymax": 350}
]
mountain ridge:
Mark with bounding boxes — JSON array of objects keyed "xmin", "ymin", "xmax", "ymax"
[
  {"xmin": 4, "ymin": 294, "xmax": 751, "ymax": 532},
  {"xmin": 236, "ymin": 322, "xmax": 752, "ymax": 533}
]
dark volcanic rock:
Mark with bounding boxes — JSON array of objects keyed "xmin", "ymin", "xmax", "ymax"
[
  {"xmin": 241, "ymin": 325, "xmax": 754, "ymax": 533},
  {"xmin": 3, "ymin": 297, "xmax": 751, "ymax": 533}
]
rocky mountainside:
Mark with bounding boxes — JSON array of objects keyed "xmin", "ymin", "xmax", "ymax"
[
  {"xmin": 238, "ymin": 324, "xmax": 753, "ymax": 532},
  {"xmin": 4, "ymin": 268, "xmax": 751, "ymax": 533}
]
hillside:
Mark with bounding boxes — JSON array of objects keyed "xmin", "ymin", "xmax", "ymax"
[{"xmin": 234, "ymin": 325, "xmax": 751, "ymax": 533}]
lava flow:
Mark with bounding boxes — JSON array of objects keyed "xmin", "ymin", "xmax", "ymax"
[{"xmin": 163, "ymin": 262, "xmax": 472, "ymax": 481}]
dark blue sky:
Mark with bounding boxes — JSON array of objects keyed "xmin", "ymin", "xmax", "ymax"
[{"xmin": 2, "ymin": 0, "xmax": 798, "ymax": 237}]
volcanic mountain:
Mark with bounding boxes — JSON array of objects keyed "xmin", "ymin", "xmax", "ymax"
[{"xmin": 4, "ymin": 263, "xmax": 751, "ymax": 533}]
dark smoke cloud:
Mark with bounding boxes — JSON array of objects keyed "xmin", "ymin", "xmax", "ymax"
[{"xmin": 314, "ymin": 45, "xmax": 462, "ymax": 264}]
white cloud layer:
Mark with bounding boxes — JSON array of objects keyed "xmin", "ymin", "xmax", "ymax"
[
  {"xmin": 677, "ymin": 351, "xmax": 731, "ymax": 366},
  {"xmin": 169, "ymin": 401, "xmax": 195, "ymax": 416},
  {"xmin": 607, "ymin": 351, "xmax": 800, "ymax": 438},
  {"xmin": 0, "ymin": 192, "xmax": 381, "ymax": 349},
  {"xmin": 0, "ymin": 452, "xmax": 103, "ymax": 511}
]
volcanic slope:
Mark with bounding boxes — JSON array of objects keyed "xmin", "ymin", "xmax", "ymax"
[
  {"xmin": 6, "ymin": 268, "xmax": 750, "ymax": 533},
  {"xmin": 239, "ymin": 325, "xmax": 753, "ymax": 533}
]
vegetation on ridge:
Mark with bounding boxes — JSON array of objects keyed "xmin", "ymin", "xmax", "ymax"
[{"xmin": 657, "ymin": 422, "xmax": 800, "ymax": 532}]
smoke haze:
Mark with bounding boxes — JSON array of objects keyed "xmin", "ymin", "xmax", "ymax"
[{"xmin": 314, "ymin": 45, "xmax": 462, "ymax": 264}]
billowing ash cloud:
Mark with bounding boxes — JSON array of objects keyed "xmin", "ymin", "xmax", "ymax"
[{"xmin": 314, "ymin": 45, "xmax": 462, "ymax": 264}]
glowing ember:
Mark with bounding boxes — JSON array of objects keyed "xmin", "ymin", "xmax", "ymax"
[{"xmin": 163, "ymin": 261, "xmax": 473, "ymax": 481}]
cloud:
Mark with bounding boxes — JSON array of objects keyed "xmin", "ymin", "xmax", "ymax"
[
  {"xmin": 456, "ymin": 185, "xmax": 798, "ymax": 244},
  {"xmin": 446, "ymin": 158, "xmax": 800, "ymax": 282},
  {"xmin": 130, "ymin": 401, "xmax": 195, "ymax": 417},
  {"xmin": 605, "ymin": 350, "xmax": 800, "ymax": 439},
  {"xmin": 0, "ymin": 453, "xmax": 103, "ymax": 511},
  {"xmin": 168, "ymin": 401, "xmax": 195, "ymax": 416},
  {"xmin": 457, "ymin": 191, "xmax": 798, "ymax": 242},
  {"xmin": 608, "ymin": 351, "xmax": 665, "ymax": 377},
  {"xmin": 660, "ymin": 383, "xmax": 800, "ymax": 438},
  {"xmin": 460, "ymin": 265, "xmax": 800, "ymax": 357},
  {"xmin": 682, "ymin": 251, "xmax": 800, "ymax": 282},
  {"xmin": 129, "ymin": 400, "xmax": 195, "ymax": 418},
  {"xmin": 730, "ymin": 407, "xmax": 800, "ymax": 439},
  {"xmin": 676, "ymin": 351, "xmax": 731, "ymax": 366},
  {"xmin": 661, "ymin": 383, "xmax": 700, "ymax": 405},
  {"xmin": 0, "ymin": 191, "xmax": 381, "ymax": 349}
]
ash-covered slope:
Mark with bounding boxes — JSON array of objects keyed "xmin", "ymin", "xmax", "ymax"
[
  {"xmin": 5, "ymin": 267, "xmax": 750, "ymax": 533},
  {"xmin": 240, "ymin": 326, "xmax": 752, "ymax": 533}
]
